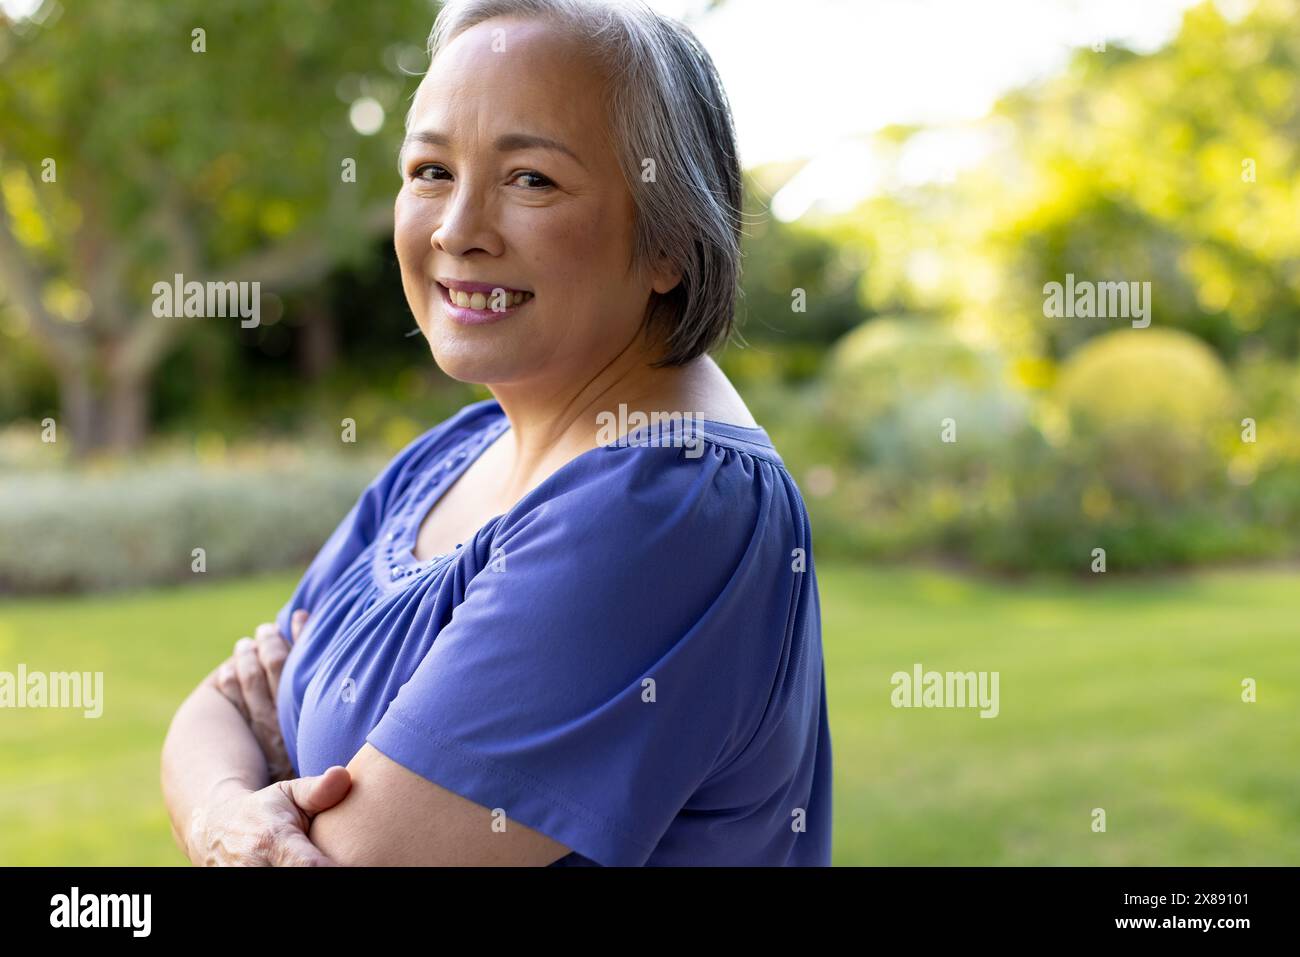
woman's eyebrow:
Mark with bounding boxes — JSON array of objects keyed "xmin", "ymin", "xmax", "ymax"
[{"xmin": 401, "ymin": 129, "xmax": 587, "ymax": 170}]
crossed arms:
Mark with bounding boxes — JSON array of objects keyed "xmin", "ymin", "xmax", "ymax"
[{"xmin": 159, "ymin": 610, "xmax": 572, "ymax": 866}]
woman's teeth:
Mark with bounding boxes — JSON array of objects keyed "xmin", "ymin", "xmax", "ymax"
[{"xmin": 447, "ymin": 288, "xmax": 533, "ymax": 310}]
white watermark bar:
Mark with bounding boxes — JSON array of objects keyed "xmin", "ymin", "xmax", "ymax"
[
  {"xmin": 0, "ymin": 664, "xmax": 103, "ymax": 718},
  {"xmin": 595, "ymin": 403, "xmax": 705, "ymax": 459},
  {"xmin": 1042, "ymin": 273, "xmax": 1151, "ymax": 328},
  {"xmin": 890, "ymin": 662, "xmax": 999, "ymax": 718},
  {"xmin": 151, "ymin": 273, "xmax": 261, "ymax": 328},
  {"xmin": 49, "ymin": 887, "xmax": 150, "ymax": 937}
]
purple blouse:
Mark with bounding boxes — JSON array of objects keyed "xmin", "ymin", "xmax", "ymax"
[{"xmin": 274, "ymin": 397, "xmax": 832, "ymax": 865}]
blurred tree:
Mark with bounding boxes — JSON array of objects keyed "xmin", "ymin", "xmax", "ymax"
[
  {"xmin": 820, "ymin": 0, "xmax": 1300, "ymax": 369},
  {"xmin": 720, "ymin": 168, "xmax": 870, "ymax": 390},
  {"xmin": 738, "ymin": 204, "xmax": 869, "ymax": 348},
  {"xmin": 0, "ymin": 0, "xmax": 438, "ymax": 453},
  {"xmin": 990, "ymin": 0, "xmax": 1300, "ymax": 362}
]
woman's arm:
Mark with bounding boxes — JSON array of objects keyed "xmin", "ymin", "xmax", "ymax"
[
  {"xmin": 161, "ymin": 679, "xmax": 350, "ymax": 866},
  {"xmin": 309, "ymin": 743, "xmax": 572, "ymax": 866},
  {"xmin": 160, "ymin": 665, "xmax": 276, "ymax": 858},
  {"xmin": 161, "ymin": 613, "xmax": 348, "ymax": 865}
]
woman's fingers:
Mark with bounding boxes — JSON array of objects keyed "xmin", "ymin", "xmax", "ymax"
[
  {"xmin": 269, "ymin": 830, "xmax": 338, "ymax": 867},
  {"xmin": 282, "ymin": 765, "xmax": 352, "ymax": 817},
  {"xmin": 233, "ymin": 636, "xmax": 291, "ymax": 780},
  {"xmin": 206, "ymin": 615, "xmax": 303, "ymax": 790},
  {"xmin": 253, "ymin": 623, "xmax": 290, "ymax": 700},
  {"xmin": 291, "ymin": 608, "xmax": 309, "ymax": 645},
  {"xmin": 189, "ymin": 771, "xmax": 348, "ymax": 867},
  {"xmin": 215, "ymin": 659, "xmax": 250, "ymax": 723},
  {"xmin": 234, "ymin": 637, "xmax": 276, "ymax": 731}
]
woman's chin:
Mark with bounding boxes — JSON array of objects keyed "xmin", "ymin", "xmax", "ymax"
[
  {"xmin": 426, "ymin": 338, "xmax": 524, "ymax": 386},
  {"xmin": 423, "ymin": 311, "xmax": 558, "ymax": 386}
]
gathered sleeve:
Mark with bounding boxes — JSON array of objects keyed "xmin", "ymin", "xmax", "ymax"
[{"xmin": 365, "ymin": 443, "xmax": 800, "ymax": 866}]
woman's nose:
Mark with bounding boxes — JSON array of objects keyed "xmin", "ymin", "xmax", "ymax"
[{"xmin": 431, "ymin": 185, "xmax": 502, "ymax": 258}]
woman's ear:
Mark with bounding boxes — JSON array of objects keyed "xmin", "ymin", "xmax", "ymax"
[{"xmin": 649, "ymin": 252, "xmax": 683, "ymax": 296}]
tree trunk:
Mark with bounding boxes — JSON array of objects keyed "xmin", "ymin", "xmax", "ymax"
[
  {"xmin": 53, "ymin": 347, "xmax": 152, "ymax": 457},
  {"xmin": 104, "ymin": 366, "xmax": 150, "ymax": 452},
  {"xmin": 298, "ymin": 295, "xmax": 338, "ymax": 381},
  {"xmin": 55, "ymin": 361, "xmax": 104, "ymax": 459}
]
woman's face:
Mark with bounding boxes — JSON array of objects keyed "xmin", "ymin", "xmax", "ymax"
[{"xmin": 396, "ymin": 16, "xmax": 675, "ymax": 387}]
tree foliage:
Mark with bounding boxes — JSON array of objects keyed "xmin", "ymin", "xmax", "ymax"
[{"xmin": 0, "ymin": 0, "xmax": 439, "ymax": 452}]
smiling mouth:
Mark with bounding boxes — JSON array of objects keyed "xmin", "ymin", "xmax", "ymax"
[{"xmin": 436, "ymin": 282, "xmax": 534, "ymax": 325}]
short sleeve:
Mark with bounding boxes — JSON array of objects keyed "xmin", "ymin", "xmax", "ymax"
[
  {"xmin": 365, "ymin": 442, "xmax": 798, "ymax": 866},
  {"xmin": 273, "ymin": 402, "xmax": 495, "ymax": 644}
]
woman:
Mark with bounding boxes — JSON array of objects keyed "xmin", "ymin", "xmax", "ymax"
[{"xmin": 161, "ymin": 0, "xmax": 832, "ymax": 867}]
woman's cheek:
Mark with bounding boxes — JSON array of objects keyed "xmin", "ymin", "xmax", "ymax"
[
  {"xmin": 393, "ymin": 196, "xmax": 427, "ymax": 266},
  {"xmin": 394, "ymin": 200, "xmax": 434, "ymax": 310}
]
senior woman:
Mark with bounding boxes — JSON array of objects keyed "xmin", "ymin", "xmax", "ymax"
[{"xmin": 161, "ymin": 0, "xmax": 832, "ymax": 867}]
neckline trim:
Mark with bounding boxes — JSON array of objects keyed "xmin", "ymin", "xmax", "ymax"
[
  {"xmin": 478, "ymin": 397, "xmax": 782, "ymax": 463},
  {"xmin": 375, "ymin": 400, "xmax": 784, "ymax": 591}
]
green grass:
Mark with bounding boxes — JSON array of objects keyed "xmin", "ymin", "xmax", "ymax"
[
  {"xmin": 0, "ymin": 563, "xmax": 1296, "ymax": 865},
  {"xmin": 820, "ymin": 563, "xmax": 1300, "ymax": 865},
  {"xmin": 0, "ymin": 573, "xmax": 295, "ymax": 866}
]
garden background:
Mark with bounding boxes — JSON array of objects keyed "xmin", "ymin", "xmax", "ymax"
[{"xmin": 1, "ymin": 0, "xmax": 1296, "ymax": 864}]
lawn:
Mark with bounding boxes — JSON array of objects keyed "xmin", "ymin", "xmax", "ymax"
[{"xmin": 0, "ymin": 562, "xmax": 1296, "ymax": 865}]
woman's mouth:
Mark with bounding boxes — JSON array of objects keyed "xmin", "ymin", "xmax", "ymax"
[{"xmin": 437, "ymin": 282, "xmax": 534, "ymax": 325}]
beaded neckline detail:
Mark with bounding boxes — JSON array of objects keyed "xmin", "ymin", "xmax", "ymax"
[{"xmin": 374, "ymin": 416, "xmax": 511, "ymax": 591}]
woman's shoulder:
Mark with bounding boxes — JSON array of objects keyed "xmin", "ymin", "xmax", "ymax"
[{"xmin": 495, "ymin": 420, "xmax": 803, "ymax": 562}]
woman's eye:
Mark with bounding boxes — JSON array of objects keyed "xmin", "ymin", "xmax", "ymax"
[
  {"xmin": 512, "ymin": 170, "xmax": 554, "ymax": 190},
  {"xmin": 408, "ymin": 164, "xmax": 552, "ymax": 190},
  {"xmin": 412, "ymin": 163, "xmax": 449, "ymax": 182}
]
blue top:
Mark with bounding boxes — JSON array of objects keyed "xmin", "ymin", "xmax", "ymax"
[{"xmin": 274, "ymin": 397, "xmax": 832, "ymax": 866}]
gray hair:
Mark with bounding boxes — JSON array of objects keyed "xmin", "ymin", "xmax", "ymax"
[{"xmin": 411, "ymin": 0, "xmax": 745, "ymax": 366}]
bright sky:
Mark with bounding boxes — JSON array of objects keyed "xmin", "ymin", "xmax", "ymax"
[
  {"xmin": 647, "ymin": 0, "xmax": 1238, "ymax": 217},
  {"xmin": 653, "ymin": 0, "xmax": 1222, "ymax": 165}
]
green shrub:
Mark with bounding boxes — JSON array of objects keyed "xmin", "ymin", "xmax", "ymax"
[
  {"xmin": 822, "ymin": 315, "xmax": 1035, "ymax": 479},
  {"xmin": 769, "ymin": 322, "xmax": 1300, "ymax": 572},
  {"xmin": 1055, "ymin": 328, "xmax": 1239, "ymax": 504},
  {"xmin": 0, "ymin": 450, "xmax": 383, "ymax": 594}
]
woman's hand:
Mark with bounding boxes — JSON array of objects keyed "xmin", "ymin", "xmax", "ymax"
[
  {"xmin": 209, "ymin": 610, "xmax": 309, "ymax": 783},
  {"xmin": 187, "ymin": 766, "xmax": 351, "ymax": 866}
]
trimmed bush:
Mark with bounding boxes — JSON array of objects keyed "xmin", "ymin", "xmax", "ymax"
[
  {"xmin": 1055, "ymin": 328, "xmax": 1238, "ymax": 504},
  {"xmin": 0, "ymin": 451, "xmax": 383, "ymax": 594},
  {"xmin": 823, "ymin": 315, "xmax": 1034, "ymax": 478}
]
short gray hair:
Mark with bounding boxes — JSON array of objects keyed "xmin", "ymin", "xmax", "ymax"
[{"xmin": 412, "ymin": 0, "xmax": 745, "ymax": 366}]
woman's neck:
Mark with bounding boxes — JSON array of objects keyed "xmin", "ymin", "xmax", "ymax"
[{"xmin": 481, "ymin": 333, "xmax": 752, "ymax": 504}]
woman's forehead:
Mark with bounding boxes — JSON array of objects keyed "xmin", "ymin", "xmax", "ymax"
[
  {"xmin": 408, "ymin": 22, "xmax": 610, "ymax": 151},
  {"xmin": 420, "ymin": 16, "xmax": 603, "ymax": 101}
]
